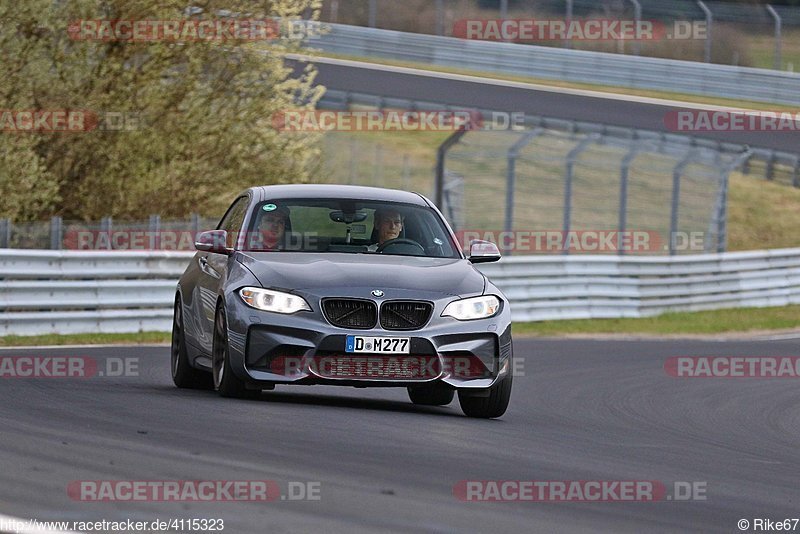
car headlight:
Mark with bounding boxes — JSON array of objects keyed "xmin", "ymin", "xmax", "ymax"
[
  {"xmin": 239, "ymin": 287, "xmax": 311, "ymax": 314},
  {"xmin": 442, "ymin": 295, "xmax": 500, "ymax": 321}
]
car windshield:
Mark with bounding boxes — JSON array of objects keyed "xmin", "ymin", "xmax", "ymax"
[{"xmin": 242, "ymin": 198, "xmax": 461, "ymax": 258}]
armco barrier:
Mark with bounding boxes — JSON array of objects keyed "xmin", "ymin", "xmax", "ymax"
[
  {"xmin": 0, "ymin": 250, "xmax": 193, "ymax": 336},
  {"xmin": 477, "ymin": 248, "xmax": 800, "ymax": 321},
  {"xmin": 0, "ymin": 248, "xmax": 799, "ymax": 335},
  {"xmin": 307, "ymin": 23, "xmax": 800, "ymax": 106}
]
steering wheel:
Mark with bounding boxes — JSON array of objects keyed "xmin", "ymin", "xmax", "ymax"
[{"xmin": 376, "ymin": 238, "xmax": 426, "ymax": 254}]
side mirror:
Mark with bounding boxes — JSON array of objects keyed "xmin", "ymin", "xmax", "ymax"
[
  {"xmin": 468, "ymin": 240, "xmax": 501, "ymax": 264},
  {"xmin": 195, "ymin": 230, "xmax": 230, "ymax": 255}
]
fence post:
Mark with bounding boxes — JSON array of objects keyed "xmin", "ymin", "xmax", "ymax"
[
  {"xmin": 100, "ymin": 216, "xmax": 112, "ymax": 250},
  {"xmin": 741, "ymin": 155, "xmax": 751, "ymax": 175},
  {"xmin": 436, "ymin": 0, "xmax": 445, "ymax": 36},
  {"xmin": 670, "ymin": 152, "xmax": 694, "ymax": 255},
  {"xmin": 435, "ymin": 126, "xmax": 470, "ymax": 209},
  {"xmin": 618, "ymin": 145, "xmax": 640, "ymax": 256},
  {"xmin": 628, "ymin": 0, "xmax": 642, "ymax": 56},
  {"xmin": 505, "ymin": 129, "xmax": 543, "ymax": 248},
  {"xmin": 714, "ymin": 150, "xmax": 753, "ymax": 253},
  {"xmin": 697, "ymin": 1, "xmax": 713, "ymax": 63},
  {"xmin": 0, "ymin": 219, "xmax": 9, "ymax": 249},
  {"xmin": 402, "ymin": 154, "xmax": 411, "ymax": 191},
  {"xmin": 349, "ymin": 138, "xmax": 359, "ymax": 184},
  {"xmin": 766, "ymin": 5, "xmax": 782, "ymax": 70},
  {"xmin": 149, "ymin": 214, "xmax": 161, "ymax": 250},
  {"xmin": 441, "ymin": 174, "xmax": 465, "ymax": 231},
  {"xmin": 50, "ymin": 216, "xmax": 63, "ymax": 250},
  {"xmin": 714, "ymin": 171, "xmax": 729, "ymax": 254},
  {"xmin": 562, "ymin": 135, "xmax": 597, "ymax": 255},
  {"xmin": 569, "ymin": 120, "xmax": 579, "ymax": 141},
  {"xmin": 564, "ymin": 0, "xmax": 573, "ymax": 49},
  {"xmin": 374, "ymin": 144, "xmax": 384, "ymax": 186},
  {"xmin": 793, "ymin": 156, "xmax": 800, "ymax": 188},
  {"xmin": 766, "ymin": 150, "xmax": 776, "ymax": 181},
  {"xmin": 330, "ymin": 0, "xmax": 339, "ymax": 23},
  {"xmin": 500, "ymin": 0, "xmax": 508, "ymax": 20},
  {"xmin": 368, "ymin": 0, "xmax": 377, "ymax": 28}
]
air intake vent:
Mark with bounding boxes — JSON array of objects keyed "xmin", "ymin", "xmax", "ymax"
[
  {"xmin": 380, "ymin": 301, "xmax": 433, "ymax": 330},
  {"xmin": 322, "ymin": 299, "xmax": 377, "ymax": 329}
]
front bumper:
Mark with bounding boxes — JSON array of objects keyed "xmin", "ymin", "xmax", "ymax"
[{"xmin": 224, "ymin": 296, "xmax": 513, "ymax": 390}]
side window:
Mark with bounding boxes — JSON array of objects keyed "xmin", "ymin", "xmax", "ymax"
[{"xmin": 217, "ymin": 196, "xmax": 249, "ymax": 249}]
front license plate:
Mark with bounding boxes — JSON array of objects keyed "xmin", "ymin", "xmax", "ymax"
[{"xmin": 345, "ymin": 335, "xmax": 410, "ymax": 354}]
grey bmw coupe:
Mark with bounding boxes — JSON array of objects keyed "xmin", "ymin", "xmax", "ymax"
[{"xmin": 171, "ymin": 184, "xmax": 513, "ymax": 418}]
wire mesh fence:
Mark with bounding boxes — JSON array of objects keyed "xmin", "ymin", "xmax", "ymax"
[
  {"xmin": 316, "ymin": 133, "xmax": 439, "ymax": 196},
  {"xmin": 0, "ymin": 113, "xmax": 784, "ymax": 257},
  {"xmin": 439, "ymin": 125, "xmax": 746, "ymax": 255},
  {"xmin": 0, "ymin": 216, "xmax": 220, "ymax": 251},
  {"xmin": 320, "ymin": 0, "xmax": 799, "ymax": 69}
]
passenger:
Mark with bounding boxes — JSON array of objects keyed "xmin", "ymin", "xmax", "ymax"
[{"xmin": 257, "ymin": 206, "xmax": 289, "ymax": 250}]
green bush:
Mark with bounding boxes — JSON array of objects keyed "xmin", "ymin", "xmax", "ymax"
[{"xmin": 0, "ymin": 0, "xmax": 323, "ymax": 221}]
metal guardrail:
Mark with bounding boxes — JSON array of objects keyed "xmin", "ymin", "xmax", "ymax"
[
  {"xmin": 308, "ymin": 23, "xmax": 800, "ymax": 105},
  {"xmin": 478, "ymin": 248, "xmax": 800, "ymax": 322},
  {"xmin": 0, "ymin": 250, "xmax": 191, "ymax": 278},
  {"xmin": 0, "ymin": 250, "xmax": 192, "ymax": 336},
  {"xmin": 1, "ymin": 249, "xmax": 799, "ymax": 335}
]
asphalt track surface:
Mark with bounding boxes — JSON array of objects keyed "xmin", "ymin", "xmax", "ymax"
[
  {"xmin": 304, "ymin": 59, "xmax": 800, "ymax": 153},
  {"xmin": 1, "ymin": 338, "xmax": 799, "ymax": 533}
]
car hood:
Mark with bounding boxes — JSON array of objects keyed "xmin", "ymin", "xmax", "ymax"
[{"xmin": 236, "ymin": 252, "xmax": 485, "ymax": 298}]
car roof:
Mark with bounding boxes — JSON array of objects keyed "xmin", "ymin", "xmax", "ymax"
[{"xmin": 248, "ymin": 184, "xmax": 430, "ymax": 206}]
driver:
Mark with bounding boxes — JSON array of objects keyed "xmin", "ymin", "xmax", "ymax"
[{"xmin": 368, "ymin": 208, "xmax": 404, "ymax": 252}]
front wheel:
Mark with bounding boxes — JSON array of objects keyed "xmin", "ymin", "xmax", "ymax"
[
  {"xmin": 212, "ymin": 304, "xmax": 258, "ymax": 399},
  {"xmin": 458, "ymin": 372, "xmax": 513, "ymax": 419}
]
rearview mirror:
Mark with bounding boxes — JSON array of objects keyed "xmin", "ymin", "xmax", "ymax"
[
  {"xmin": 195, "ymin": 230, "xmax": 230, "ymax": 255},
  {"xmin": 330, "ymin": 210, "xmax": 368, "ymax": 224},
  {"xmin": 469, "ymin": 240, "xmax": 501, "ymax": 264}
]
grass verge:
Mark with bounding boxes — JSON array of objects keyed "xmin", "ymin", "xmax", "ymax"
[
  {"xmin": 0, "ymin": 332, "xmax": 171, "ymax": 347},
  {"xmin": 727, "ymin": 173, "xmax": 800, "ymax": 251},
  {"xmin": 513, "ymin": 306, "xmax": 800, "ymax": 337},
  {"xmin": 1, "ymin": 306, "xmax": 799, "ymax": 346}
]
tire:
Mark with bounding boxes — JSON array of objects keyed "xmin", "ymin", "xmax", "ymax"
[
  {"xmin": 458, "ymin": 372, "xmax": 513, "ymax": 419},
  {"xmin": 171, "ymin": 296, "xmax": 213, "ymax": 390},
  {"xmin": 407, "ymin": 384, "xmax": 455, "ymax": 406},
  {"xmin": 212, "ymin": 304, "xmax": 258, "ymax": 399}
]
